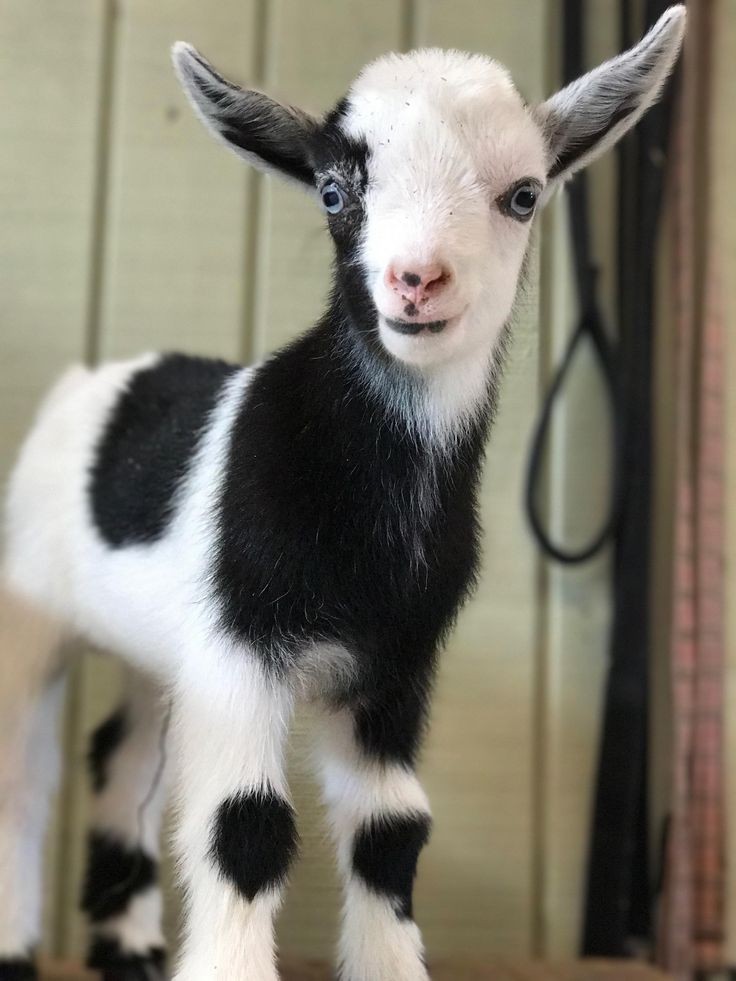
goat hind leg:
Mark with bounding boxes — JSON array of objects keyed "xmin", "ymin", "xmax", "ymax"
[
  {"xmin": 81, "ymin": 666, "xmax": 169, "ymax": 980},
  {"xmin": 0, "ymin": 585, "xmax": 67, "ymax": 980}
]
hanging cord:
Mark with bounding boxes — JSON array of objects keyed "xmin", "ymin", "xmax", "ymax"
[
  {"xmin": 524, "ymin": 3, "xmax": 623, "ymax": 565},
  {"xmin": 524, "ymin": 275, "xmax": 622, "ymax": 563}
]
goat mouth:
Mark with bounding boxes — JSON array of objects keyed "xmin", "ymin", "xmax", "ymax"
[{"xmin": 385, "ymin": 317, "xmax": 448, "ymax": 336}]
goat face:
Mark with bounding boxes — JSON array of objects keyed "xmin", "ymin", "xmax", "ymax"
[
  {"xmin": 324, "ymin": 50, "xmax": 546, "ymax": 368},
  {"xmin": 173, "ymin": 6, "xmax": 685, "ymax": 371}
]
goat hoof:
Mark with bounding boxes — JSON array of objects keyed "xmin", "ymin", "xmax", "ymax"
[
  {"xmin": 88, "ymin": 939, "xmax": 166, "ymax": 981},
  {"xmin": 0, "ymin": 959, "xmax": 37, "ymax": 981}
]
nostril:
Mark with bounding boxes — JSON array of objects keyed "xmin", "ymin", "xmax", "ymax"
[
  {"xmin": 424, "ymin": 272, "xmax": 452, "ymax": 293},
  {"xmin": 385, "ymin": 265, "xmax": 404, "ymax": 291},
  {"xmin": 424, "ymin": 267, "xmax": 452, "ymax": 294},
  {"xmin": 401, "ymin": 271, "xmax": 422, "ymax": 288}
]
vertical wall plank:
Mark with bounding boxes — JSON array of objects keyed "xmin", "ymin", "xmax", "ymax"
[
  {"xmin": 537, "ymin": 0, "xmax": 618, "ymax": 957},
  {"xmin": 56, "ymin": 0, "xmax": 261, "ymax": 956},
  {"xmin": 95, "ymin": 0, "xmax": 259, "ymax": 361},
  {"xmin": 413, "ymin": 0, "xmax": 547, "ymax": 958},
  {"xmin": 0, "ymin": 0, "xmax": 109, "ymax": 955},
  {"xmin": 717, "ymin": 0, "xmax": 736, "ymax": 964},
  {"xmin": 0, "ymin": 0, "xmax": 107, "ymax": 478}
]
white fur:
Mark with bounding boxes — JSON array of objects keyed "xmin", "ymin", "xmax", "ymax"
[
  {"xmin": 315, "ymin": 710, "xmax": 431, "ymax": 978},
  {"xmin": 95, "ymin": 888, "xmax": 166, "ymax": 957},
  {"xmin": 339, "ymin": 880, "xmax": 429, "ymax": 981},
  {"xmin": 0, "ymin": 632, "xmax": 65, "ymax": 956},
  {"xmin": 344, "ymin": 47, "xmax": 546, "ymax": 411},
  {"xmin": 171, "ymin": 658, "xmax": 293, "ymax": 981}
]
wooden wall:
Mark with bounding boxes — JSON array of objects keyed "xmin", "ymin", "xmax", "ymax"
[{"xmin": 0, "ymin": 0, "xmax": 620, "ymax": 963}]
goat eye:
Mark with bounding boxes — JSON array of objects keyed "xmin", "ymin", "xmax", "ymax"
[
  {"xmin": 321, "ymin": 182, "xmax": 345, "ymax": 215},
  {"xmin": 504, "ymin": 181, "xmax": 538, "ymax": 220}
]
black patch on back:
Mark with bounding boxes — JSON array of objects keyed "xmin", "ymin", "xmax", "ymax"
[
  {"xmin": 0, "ymin": 960, "xmax": 36, "ymax": 981},
  {"xmin": 89, "ymin": 353, "xmax": 237, "ymax": 547},
  {"xmin": 211, "ymin": 790, "xmax": 298, "ymax": 901},
  {"xmin": 88, "ymin": 706, "xmax": 128, "ymax": 793},
  {"xmin": 87, "ymin": 937, "xmax": 166, "ymax": 981},
  {"xmin": 352, "ymin": 812, "xmax": 432, "ymax": 919},
  {"xmin": 81, "ymin": 832, "xmax": 157, "ymax": 921}
]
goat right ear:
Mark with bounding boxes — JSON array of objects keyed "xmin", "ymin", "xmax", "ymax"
[
  {"xmin": 535, "ymin": 5, "xmax": 686, "ymax": 193},
  {"xmin": 172, "ymin": 43, "xmax": 318, "ymax": 188}
]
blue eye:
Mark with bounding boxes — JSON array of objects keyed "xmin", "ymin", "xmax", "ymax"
[
  {"xmin": 505, "ymin": 181, "xmax": 538, "ymax": 220},
  {"xmin": 321, "ymin": 182, "xmax": 345, "ymax": 215}
]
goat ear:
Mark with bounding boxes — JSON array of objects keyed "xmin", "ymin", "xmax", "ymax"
[
  {"xmin": 535, "ymin": 4, "xmax": 686, "ymax": 192},
  {"xmin": 172, "ymin": 42, "xmax": 318, "ymax": 187}
]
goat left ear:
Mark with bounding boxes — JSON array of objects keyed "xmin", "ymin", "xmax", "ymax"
[
  {"xmin": 536, "ymin": 4, "xmax": 686, "ymax": 192},
  {"xmin": 172, "ymin": 42, "xmax": 318, "ymax": 188}
]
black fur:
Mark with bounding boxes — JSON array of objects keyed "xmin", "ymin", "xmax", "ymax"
[
  {"xmin": 352, "ymin": 812, "xmax": 432, "ymax": 919},
  {"xmin": 204, "ymin": 94, "xmax": 492, "ymax": 767},
  {"xmin": 211, "ymin": 790, "xmax": 299, "ymax": 901},
  {"xmin": 88, "ymin": 938, "xmax": 166, "ymax": 981},
  {"xmin": 211, "ymin": 290, "xmax": 491, "ymax": 764},
  {"xmin": 81, "ymin": 832, "xmax": 157, "ymax": 922},
  {"xmin": 89, "ymin": 353, "xmax": 237, "ymax": 546},
  {"xmin": 179, "ymin": 49, "xmax": 317, "ymax": 185},
  {"xmin": 0, "ymin": 961, "xmax": 35, "ymax": 981},
  {"xmin": 88, "ymin": 706, "xmax": 128, "ymax": 792}
]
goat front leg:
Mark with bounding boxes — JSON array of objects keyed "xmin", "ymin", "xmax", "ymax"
[
  {"xmin": 171, "ymin": 657, "xmax": 297, "ymax": 981},
  {"xmin": 315, "ymin": 699, "xmax": 433, "ymax": 981}
]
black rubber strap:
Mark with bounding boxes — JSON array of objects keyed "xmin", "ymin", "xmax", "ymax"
[
  {"xmin": 524, "ymin": 0, "xmax": 622, "ymax": 566},
  {"xmin": 582, "ymin": 0, "xmax": 676, "ymax": 956}
]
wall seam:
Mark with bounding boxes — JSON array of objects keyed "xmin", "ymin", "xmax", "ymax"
[
  {"xmin": 401, "ymin": 0, "xmax": 417, "ymax": 51},
  {"xmin": 240, "ymin": 0, "xmax": 271, "ymax": 364},
  {"xmin": 530, "ymin": 0, "xmax": 563, "ymax": 959},
  {"xmin": 53, "ymin": 0, "xmax": 118, "ymax": 956},
  {"xmin": 83, "ymin": 0, "xmax": 117, "ymax": 368}
]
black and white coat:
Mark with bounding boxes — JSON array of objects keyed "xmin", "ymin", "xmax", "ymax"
[{"xmin": 0, "ymin": 10, "xmax": 684, "ymax": 981}]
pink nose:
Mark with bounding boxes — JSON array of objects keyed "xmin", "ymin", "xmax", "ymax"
[{"xmin": 384, "ymin": 261, "xmax": 453, "ymax": 315}]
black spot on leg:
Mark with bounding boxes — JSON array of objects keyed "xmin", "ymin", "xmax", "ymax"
[
  {"xmin": 88, "ymin": 937, "xmax": 166, "ymax": 981},
  {"xmin": 352, "ymin": 811, "xmax": 431, "ymax": 920},
  {"xmin": 81, "ymin": 832, "xmax": 157, "ymax": 922},
  {"xmin": 353, "ymin": 676, "xmax": 434, "ymax": 767},
  {"xmin": 211, "ymin": 790, "xmax": 299, "ymax": 901},
  {"xmin": 401, "ymin": 272, "xmax": 421, "ymax": 287},
  {"xmin": 0, "ymin": 960, "xmax": 36, "ymax": 981},
  {"xmin": 88, "ymin": 706, "xmax": 128, "ymax": 793}
]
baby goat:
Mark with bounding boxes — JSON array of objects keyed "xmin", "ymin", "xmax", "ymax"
[{"xmin": 0, "ymin": 9, "xmax": 685, "ymax": 981}]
